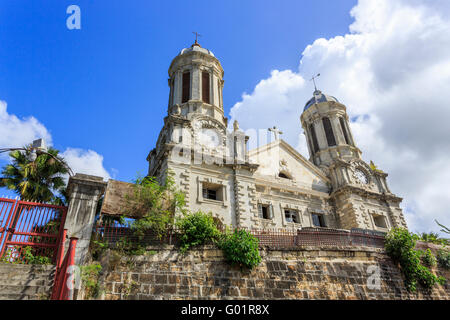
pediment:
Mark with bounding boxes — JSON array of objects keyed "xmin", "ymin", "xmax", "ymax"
[{"xmin": 249, "ymin": 139, "xmax": 330, "ymax": 192}]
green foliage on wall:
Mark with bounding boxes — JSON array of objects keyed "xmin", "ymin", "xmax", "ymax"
[
  {"xmin": 126, "ymin": 170, "xmax": 186, "ymax": 239},
  {"xmin": 420, "ymin": 249, "xmax": 437, "ymax": 267},
  {"xmin": 0, "ymin": 246, "xmax": 52, "ymax": 265},
  {"xmin": 385, "ymin": 228, "xmax": 446, "ymax": 292},
  {"xmin": 218, "ymin": 229, "xmax": 262, "ymax": 270},
  {"xmin": 176, "ymin": 211, "xmax": 221, "ymax": 253},
  {"xmin": 437, "ymin": 249, "xmax": 450, "ymax": 270},
  {"xmin": 81, "ymin": 263, "xmax": 102, "ymax": 299}
]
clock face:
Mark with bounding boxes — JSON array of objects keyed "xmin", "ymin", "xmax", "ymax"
[
  {"xmin": 355, "ymin": 169, "xmax": 369, "ymax": 184},
  {"xmin": 198, "ymin": 128, "xmax": 220, "ymax": 148}
]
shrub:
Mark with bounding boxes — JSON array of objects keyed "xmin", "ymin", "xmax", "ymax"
[
  {"xmin": 385, "ymin": 228, "xmax": 416, "ymax": 260},
  {"xmin": 126, "ymin": 170, "xmax": 187, "ymax": 239},
  {"xmin": 385, "ymin": 228, "xmax": 445, "ymax": 292},
  {"xmin": 177, "ymin": 211, "xmax": 221, "ymax": 253},
  {"xmin": 420, "ymin": 249, "xmax": 437, "ymax": 267},
  {"xmin": 81, "ymin": 263, "xmax": 102, "ymax": 299},
  {"xmin": 437, "ymin": 249, "xmax": 450, "ymax": 270},
  {"xmin": 218, "ymin": 229, "xmax": 261, "ymax": 270}
]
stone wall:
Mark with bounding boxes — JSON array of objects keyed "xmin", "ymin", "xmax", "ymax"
[
  {"xmin": 96, "ymin": 245, "xmax": 449, "ymax": 300},
  {"xmin": 0, "ymin": 264, "xmax": 55, "ymax": 300}
]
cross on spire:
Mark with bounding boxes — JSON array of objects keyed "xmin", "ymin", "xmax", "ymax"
[
  {"xmin": 192, "ymin": 31, "xmax": 202, "ymax": 45},
  {"xmin": 268, "ymin": 126, "xmax": 283, "ymax": 141},
  {"xmin": 310, "ymin": 73, "xmax": 321, "ymax": 91}
]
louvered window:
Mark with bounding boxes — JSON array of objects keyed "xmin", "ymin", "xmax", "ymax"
[
  {"xmin": 322, "ymin": 117, "xmax": 336, "ymax": 146},
  {"xmin": 309, "ymin": 124, "xmax": 320, "ymax": 153},
  {"xmin": 182, "ymin": 71, "xmax": 190, "ymax": 103},
  {"xmin": 340, "ymin": 117, "xmax": 350, "ymax": 145},
  {"xmin": 202, "ymin": 72, "xmax": 210, "ymax": 104}
]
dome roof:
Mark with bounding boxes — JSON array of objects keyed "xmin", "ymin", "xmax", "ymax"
[
  {"xmin": 303, "ymin": 90, "xmax": 339, "ymax": 111},
  {"xmin": 179, "ymin": 42, "xmax": 215, "ymax": 57}
]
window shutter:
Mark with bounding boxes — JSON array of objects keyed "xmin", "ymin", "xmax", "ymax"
[
  {"xmin": 202, "ymin": 188, "xmax": 207, "ymax": 199},
  {"xmin": 182, "ymin": 71, "xmax": 190, "ymax": 103},
  {"xmin": 269, "ymin": 204, "xmax": 274, "ymax": 219},
  {"xmin": 202, "ymin": 72, "xmax": 210, "ymax": 104},
  {"xmin": 322, "ymin": 117, "xmax": 337, "ymax": 146},
  {"xmin": 258, "ymin": 204, "xmax": 263, "ymax": 218}
]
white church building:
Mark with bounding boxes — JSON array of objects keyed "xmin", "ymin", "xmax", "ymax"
[{"xmin": 146, "ymin": 40, "xmax": 408, "ymax": 232}]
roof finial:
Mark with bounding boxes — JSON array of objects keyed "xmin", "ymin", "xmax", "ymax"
[
  {"xmin": 310, "ymin": 73, "xmax": 321, "ymax": 92},
  {"xmin": 192, "ymin": 31, "xmax": 202, "ymax": 47}
]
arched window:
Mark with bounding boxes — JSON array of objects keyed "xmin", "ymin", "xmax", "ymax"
[
  {"xmin": 309, "ymin": 124, "xmax": 319, "ymax": 153},
  {"xmin": 169, "ymin": 78, "xmax": 174, "ymax": 106},
  {"xmin": 339, "ymin": 117, "xmax": 350, "ymax": 145},
  {"xmin": 202, "ymin": 71, "xmax": 210, "ymax": 104},
  {"xmin": 322, "ymin": 117, "xmax": 336, "ymax": 147},
  {"xmin": 217, "ymin": 80, "xmax": 221, "ymax": 107},
  {"xmin": 182, "ymin": 71, "xmax": 190, "ymax": 103}
]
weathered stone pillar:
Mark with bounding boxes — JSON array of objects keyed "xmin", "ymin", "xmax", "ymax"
[{"xmin": 64, "ymin": 173, "xmax": 107, "ymax": 265}]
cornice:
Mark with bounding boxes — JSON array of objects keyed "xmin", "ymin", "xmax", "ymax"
[{"xmin": 330, "ymin": 185, "xmax": 402, "ymax": 202}]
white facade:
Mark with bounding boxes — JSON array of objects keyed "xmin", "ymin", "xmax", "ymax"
[{"xmin": 147, "ymin": 42, "xmax": 408, "ymax": 232}]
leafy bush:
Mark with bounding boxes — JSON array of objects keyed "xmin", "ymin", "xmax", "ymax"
[
  {"xmin": 385, "ymin": 228, "xmax": 416, "ymax": 259},
  {"xmin": 218, "ymin": 229, "xmax": 261, "ymax": 270},
  {"xmin": 437, "ymin": 249, "xmax": 450, "ymax": 270},
  {"xmin": 126, "ymin": 171, "xmax": 186, "ymax": 239},
  {"xmin": 415, "ymin": 232, "xmax": 449, "ymax": 246},
  {"xmin": 81, "ymin": 263, "xmax": 102, "ymax": 299},
  {"xmin": 385, "ymin": 228, "xmax": 445, "ymax": 292},
  {"xmin": 0, "ymin": 246, "xmax": 52, "ymax": 265},
  {"xmin": 177, "ymin": 211, "xmax": 221, "ymax": 253},
  {"xmin": 420, "ymin": 249, "xmax": 437, "ymax": 267}
]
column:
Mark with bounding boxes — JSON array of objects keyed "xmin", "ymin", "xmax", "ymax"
[{"xmin": 64, "ymin": 173, "xmax": 107, "ymax": 265}]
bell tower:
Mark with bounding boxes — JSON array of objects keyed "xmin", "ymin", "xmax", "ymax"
[
  {"xmin": 300, "ymin": 89, "xmax": 361, "ymax": 168},
  {"xmin": 167, "ymin": 39, "xmax": 226, "ymax": 127},
  {"xmin": 300, "ymin": 89, "xmax": 408, "ymax": 231}
]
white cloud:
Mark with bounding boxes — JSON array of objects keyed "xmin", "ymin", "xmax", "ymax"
[
  {"xmin": 0, "ymin": 100, "xmax": 52, "ymax": 158},
  {"xmin": 229, "ymin": 0, "xmax": 450, "ymax": 234},
  {"xmin": 0, "ymin": 100, "xmax": 111, "ymax": 181},
  {"xmin": 62, "ymin": 148, "xmax": 111, "ymax": 181}
]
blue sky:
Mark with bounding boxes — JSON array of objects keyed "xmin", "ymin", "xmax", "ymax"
[
  {"xmin": 1, "ymin": 0, "xmax": 450, "ymax": 234},
  {"xmin": 0, "ymin": 0, "xmax": 356, "ymax": 184}
]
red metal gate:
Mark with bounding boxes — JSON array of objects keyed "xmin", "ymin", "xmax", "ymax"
[{"xmin": 0, "ymin": 197, "xmax": 67, "ymax": 264}]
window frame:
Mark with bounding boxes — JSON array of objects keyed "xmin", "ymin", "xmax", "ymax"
[
  {"xmin": 322, "ymin": 117, "xmax": 337, "ymax": 147},
  {"xmin": 182, "ymin": 71, "xmax": 191, "ymax": 103},
  {"xmin": 284, "ymin": 209, "xmax": 300, "ymax": 224},
  {"xmin": 202, "ymin": 71, "xmax": 210, "ymax": 104},
  {"xmin": 258, "ymin": 203, "xmax": 273, "ymax": 220},
  {"xmin": 311, "ymin": 213, "xmax": 326, "ymax": 227}
]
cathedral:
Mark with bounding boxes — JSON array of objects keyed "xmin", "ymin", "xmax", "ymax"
[{"xmin": 146, "ymin": 40, "xmax": 408, "ymax": 232}]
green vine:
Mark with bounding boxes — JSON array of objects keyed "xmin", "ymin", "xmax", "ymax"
[{"xmin": 385, "ymin": 228, "xmax": 446, "ymax": 292}]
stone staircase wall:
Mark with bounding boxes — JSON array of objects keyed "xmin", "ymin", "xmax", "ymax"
[{"xmin": 0, "ymin": 263, "xmax": 55, "ymax": 300}]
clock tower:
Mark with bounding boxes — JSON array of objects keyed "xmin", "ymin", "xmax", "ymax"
[
  {"xmin": 146, "ymin": 40, "xmax": 257, "ymax": 227},
  {"xmin": 300, "ymin": 90, "xmax": 408, "ymax": 231}
]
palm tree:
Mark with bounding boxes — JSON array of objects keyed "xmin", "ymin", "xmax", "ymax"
[
  {"xmin": 0, "ymin": 146, "xmax": 69, "ymax": 204},
  {"xmin": 436, "ymin": 220, "xmax": 450, "ymax": 235}
]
